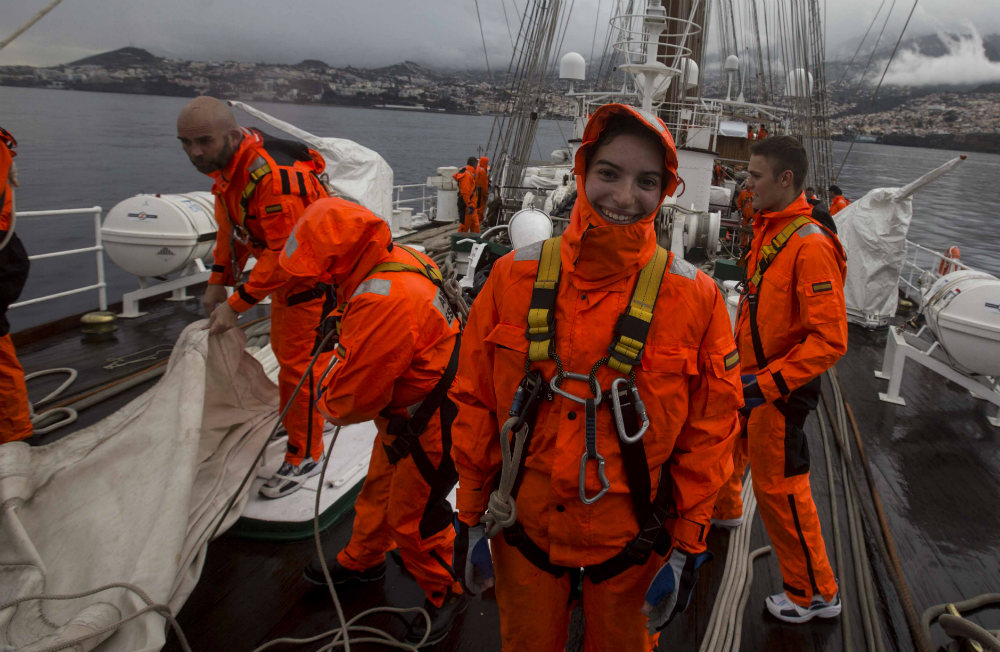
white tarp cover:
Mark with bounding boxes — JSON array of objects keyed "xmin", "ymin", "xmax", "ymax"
[
  {"xmin": 719, "ymin": 120, "xmax": 749, "ymax": 138},
  {"xmin": 835, "ymin": 189, "xmax": 914, "ymax": 321},
  {"xmin": 835, "ymin": 155, "xmax": 966, "ymax": 322},
  {"xmin": 0, "ymin": 323, "xmax": 277, "ymax": 652},
  {"xmin": 229, "ymin": 101, "xmax": 395, "ymax": 220}
]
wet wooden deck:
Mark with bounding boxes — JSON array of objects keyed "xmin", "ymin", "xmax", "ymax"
[{"xmin": 14, "ymin": 281, "xmax": 1000, "ymax": 651}]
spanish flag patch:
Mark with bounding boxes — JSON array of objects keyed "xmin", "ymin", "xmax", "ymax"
[
  {"xmin": 724, "ymin": 349, "xmax": 740, "ymax": 371},
  {"xmin": 812, "ymin": 281, "xmax": 833, "ymax": 293},
  {"xmin": 265, "ymin": 204, "xmax": 283, "ymax": 214}
]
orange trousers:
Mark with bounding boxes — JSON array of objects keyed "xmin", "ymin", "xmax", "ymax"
[
  {"xmin": 338, "ymin": 426, "xmax": 459, "ymax": 607},
  {"xmin": 270, "ymin": 282, "xmax": 326, "ymax": 465},
  {"xmin": 736, "ymin": 395, "xmax": 838, "ymax": 607},
  {"xmin": 491, "ymin": 534, "xmax": 663, "ymax": 652},
  {"xmin": 713, "ymin": 421, "xmax": 749, "ymax": 521},
  {"xmin": 0, "ymin": 333, "xmax": 32, "ymax": 443}
]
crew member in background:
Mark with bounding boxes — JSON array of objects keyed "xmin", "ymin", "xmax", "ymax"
[
  {"xmin": 176, "ymin": 96, "xmax": 329, "ymax": 498},
  {"xmin": 0, "ymin": 125, "xmax": 32, "ymax": 444},
  {"xmin": 453, "ymin": 156, "xmax": 479, "ymax": 233},
  {"xmin": 828, "ymin": 184, "xmax": 850, "ymax": 215},
  {"xmin": 449, "ymin": 103, "xmax": 741, "ymax": 651},
  {"xmin": 281, "ymin": 198, "xmax": 466, "ymax": 647},
  {"xmin": 804, "ymin": 187, "xmax": 820, "ymax": 206},
  {"xmin": 718, "ymin": 135, "xmax": 846, "ymax": 624},
  {"xmin": 757, "ymin": 124, "xmax": 769, "ymax": 140},
  {"xmin": 734, "ymin": 181, "xmax": 755, "ymax": 249},
  {"xmin": 474, "ymin": 155, "xmax": 489, "ymax": 230}
]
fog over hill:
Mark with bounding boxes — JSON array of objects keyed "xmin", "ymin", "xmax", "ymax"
[{"xmin": 828, "ymin": 30, "xmax": 1000, "ymax": 88}]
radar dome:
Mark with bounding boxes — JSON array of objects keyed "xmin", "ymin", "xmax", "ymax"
[{"xmin": 559, "ymin": 52, "xmax": 586, "ymax": 81}]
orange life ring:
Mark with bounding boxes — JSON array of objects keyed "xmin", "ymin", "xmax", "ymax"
[{"xmin": 937, "ymin": 245, "xmax": 961, "ymax": 276}]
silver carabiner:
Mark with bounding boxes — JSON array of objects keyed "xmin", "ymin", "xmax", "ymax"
[
  {"xmin": 579, "ymin": 450, "xmax": 610, "ymax": 504},
  {"xmin": 610, "ymin": 377, "xmax": 650, "ymax": 444},
  {"xmin": 550, "ymin": 371, "xmax": 602, "ymax": 406}
]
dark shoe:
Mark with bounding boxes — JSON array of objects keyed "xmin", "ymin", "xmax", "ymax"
[
  {"xmin": 404, "ymin": 590, "xmax": 468, "ymax": 647},
  {"xmin": 302, "ymin": 554, "xmax": 387, "ymax": 587}
]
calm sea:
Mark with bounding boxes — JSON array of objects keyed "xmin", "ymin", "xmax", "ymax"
[{"xmin": 1, "ymin": 85, "xmax": 997, "ymax": 330}]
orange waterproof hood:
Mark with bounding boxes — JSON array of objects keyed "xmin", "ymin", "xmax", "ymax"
[
  {"xmin": 563, "ymin": 104, "xmax": 679, "ymax": 288},
  {"xmin": 478, "ymin": 156, "xmax": 489, "ymax": 168},
  {"xmin": 280, "ymin": 197, "xmax": 393, "ymax": 298}
]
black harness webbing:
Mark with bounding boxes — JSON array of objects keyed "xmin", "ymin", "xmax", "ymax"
[{"xmin": 743, "ymin": 214, "xmax": 814, "ymax": 368}]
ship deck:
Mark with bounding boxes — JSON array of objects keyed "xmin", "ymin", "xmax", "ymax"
[{"xmin": 12, "ymin": 261, "xmax": 1000, "ymax": 652}]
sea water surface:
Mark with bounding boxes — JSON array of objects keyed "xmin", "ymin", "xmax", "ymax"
[{"xmin": 1, "ymin": 85, "xmax": 997, "ymax": 331}]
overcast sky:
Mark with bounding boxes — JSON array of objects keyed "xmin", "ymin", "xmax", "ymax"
[{"xmin": 3, "ymin": 0, "xmax": 999, "ymax": 85}]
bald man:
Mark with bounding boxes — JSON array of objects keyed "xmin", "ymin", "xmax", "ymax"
[{"xmin": 177, "ymin": 96, "xmax": 331, "ymax": 498}]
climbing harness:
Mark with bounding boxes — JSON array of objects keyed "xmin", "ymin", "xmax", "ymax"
[
  {"xmin": 484, "ymin": 236, "xmax": 681, "ymax": 583},
  {"xmin": 737, "ymin": 214, "xmax": 818, "ymax": 369}
]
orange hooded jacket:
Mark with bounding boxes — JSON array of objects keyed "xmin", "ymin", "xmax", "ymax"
[
  {"xmin": 449, "ymin": 105, "xmax": 742, "ymax": 563},
  {"xmin": 207, "ymin": 128, "xmax": 328, "ymax": 313},
  {"xmin": 280, "ymin": 197, "xmax": 461, "ymax": 429},
  {"xmin": 829, "ymin": 194, "xmax": 850, "ymax": 215},
  {"xmin": 452, "ymin": 164, "xmax": 478, "ymax": 211},
  {"xmin": 736, "ymin": 193, "xmax": 847, "ymax": 400},
  {"xmin": 475, "ymin": 156, "xmax": 489, "ymax": 217}
]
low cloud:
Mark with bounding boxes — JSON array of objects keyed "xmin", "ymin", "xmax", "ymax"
[{"xmin": 881, "ymin": 29, "xmax": 1000, "ymax": 86}]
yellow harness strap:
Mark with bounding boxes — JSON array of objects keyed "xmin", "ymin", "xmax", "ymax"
[
  {"xmin": 237, "ymin": 157, "xmax": 272, "ymax": 226},
  {"xmin": 526, "ymin": 237, "xmax": 562, "ymax": 362},
  {"xmin": 607, "ymin": 246, "xmax": 669, "ymax": 375},
  {"xmin": 525, "ymin": 236, "xmax": 669, "ymax": 375},
  {"xmin": 746, "ymin": 215, "xmax": 813, "ymax": 289},
  {"xmin": 367, "ymin": 245, "xmax": 444, "ymax": 284}
]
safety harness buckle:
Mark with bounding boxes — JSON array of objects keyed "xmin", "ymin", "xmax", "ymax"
[
  {"xmin": 610, "ymin": 377, "xmax": 649, "ymax": 444},
  {"xmin": 550, "ymin": 371, "xmax": 602, "ymax": 406},
  {"xmin": 579, "ymin": 450, "xmax": 610, "ymax": 504}
]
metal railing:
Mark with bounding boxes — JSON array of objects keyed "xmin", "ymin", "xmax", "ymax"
[
  {"xmin": 9, "ymin": 206, "xmax": 108, "ymax": 312},
  {"xmin": 898, "ymin": 239, "xmax": 971, "ymax": 305},
  {"xmin": 392, "ymin": 183, "xmax": 436, "ymax": 220}
]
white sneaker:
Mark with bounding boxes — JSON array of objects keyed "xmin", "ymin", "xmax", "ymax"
[
  {"xmin": 766, "ymin": 590, "xmax": 842, "ymax": 623},
  {"xmin": 711, "ymin": 516, "xmax": 743, "ymax": 529},
  {"xmin": 259, "ymin": 458, "xmax": 321, "ymax": 499}
]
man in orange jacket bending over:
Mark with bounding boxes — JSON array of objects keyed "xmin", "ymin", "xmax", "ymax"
[
  {"xmin": 716, "ymin": 135, "xmax": 847, "ymax": 623},
  {"xmin": 177, "ymin": 96, "xmax": 330, "ymax": 498},
  {"xmin": 281, "ymin": 198, "xmax": 466, "ymax": 646}
]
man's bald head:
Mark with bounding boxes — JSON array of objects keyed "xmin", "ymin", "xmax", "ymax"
[{"xmin": 177, "ymin": 96, "xmax": 242, "ymax": 174}]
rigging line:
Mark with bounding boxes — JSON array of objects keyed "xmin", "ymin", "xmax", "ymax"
[
  {"xmin": 474, "ymin": 0, "xmax": 494, "ymax": 79},
  {"xmin": 0, "ymin": 0, "xmax": 64, "ymax": 51},
  {"xmin": 500, "ymin": 0, "xmax": 518, "ymax": 50},
  {"xmin": 835, "ymin": 0, "xmax": 888, "ymax": 86},
  {"xmin": 836, "ymin": 0, "xmax": 918, "ymax": 181},
  {"xmin": 849, "ymin": 0, "xmax": 898, "ymax": 105},
  {"xmin": 589, "ymin": 0, "xmax": 602, "ymax": 68}
]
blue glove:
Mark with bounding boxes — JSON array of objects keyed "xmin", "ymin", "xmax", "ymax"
[
  {"xmin": 642, "ymin": 548, "xmax": 712, "ymax": 633},
  {"xmin": 453, "ymin": 519, "xmax": 494, "ymax": 595},
  {"xmin": 740, "ymin": 374, "xmax": 765, "ymax": 415}
]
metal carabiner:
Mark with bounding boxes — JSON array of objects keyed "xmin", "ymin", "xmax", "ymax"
[
  {"xmin": 579, "ymin": 450, "xmax": 610, "ymax": 504},
  {"xmin": 550, "ymin": 371, "xmax": 602, "ymax": 406},
  {"xmin": 610, "ymin": 377, "xmax": 650, "ymax": 444}
]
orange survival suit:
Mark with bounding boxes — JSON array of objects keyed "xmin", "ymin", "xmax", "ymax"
[
  {"xmin": 207, "ymin": 128, "xmax": 329, "ymax": 466},
  {"xmin": 716, "ymin": 192, "xmax": 846, "ymax": 607},
  {"xmin": 475, "ymin": 156, "xmax": 489, "ymax": 227},
  {"xmin": 0, "ymin": 126, "xmax": 32, "ymax": 444},
  {"xmin": 452, "ymin": 163, "xmax": 479, "ymax": 233},
  {"xmin": 829, "ymin": 193, "xmax": 850, "ymax": 216},
  {"xmin": 449, "ymin": 104, "xmax": 742, "ymax": 651},
  {"xmin": 280, "ymin": 197, "xmax": 462, "ymax": 607}
]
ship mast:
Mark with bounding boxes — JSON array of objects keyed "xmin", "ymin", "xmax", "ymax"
[{"xmin": 483, "ymin": 0, "xmax": 568, "ymax": 226}]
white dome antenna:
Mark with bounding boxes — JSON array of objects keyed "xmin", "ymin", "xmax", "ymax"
[{"xmin": 560, "ymin": 52, "xmax": 586, "ymax": 94}]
